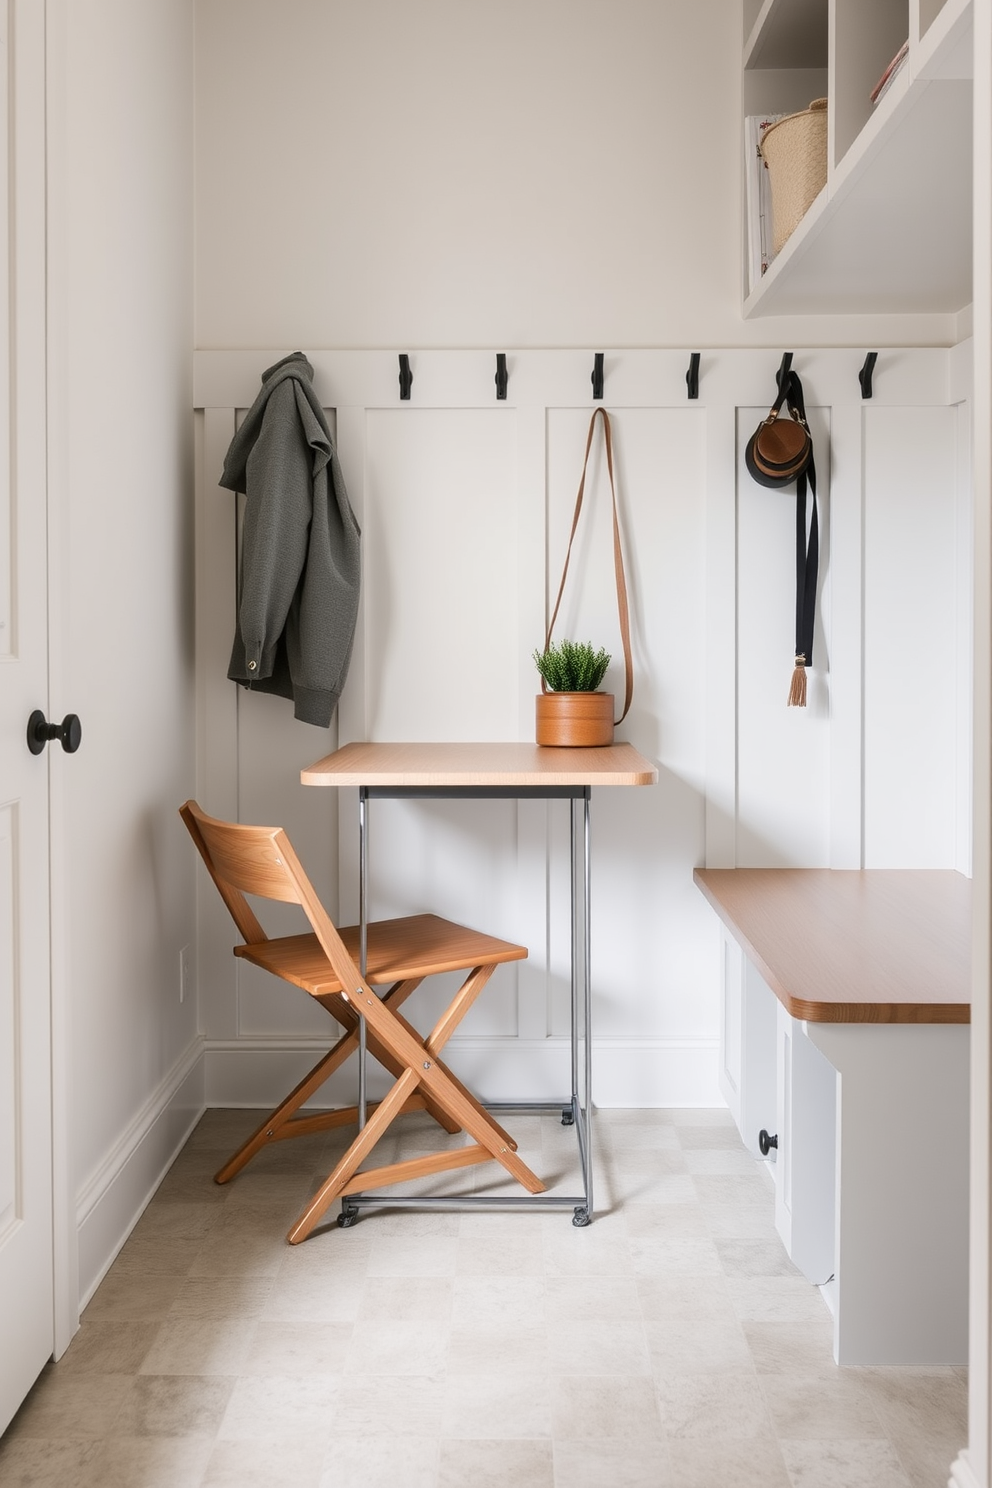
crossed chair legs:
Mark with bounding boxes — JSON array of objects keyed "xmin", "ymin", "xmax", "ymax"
[{"xmin": 215, "ymin": 964, "xmax": 546, "ymax": 1243}]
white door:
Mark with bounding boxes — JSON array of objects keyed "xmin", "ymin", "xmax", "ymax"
[{"xmin": 0, "ymin": 1, "xmax": 55, "ymax": 1435}]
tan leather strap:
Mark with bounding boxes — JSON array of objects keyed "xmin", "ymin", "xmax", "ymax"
[{"xmin": 545, "ymin": 408, "xmax": 633, "ymax": 724}]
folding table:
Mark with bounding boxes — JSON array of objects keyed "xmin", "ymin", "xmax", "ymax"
[{"xmin": 301, "ymin": 741, "xmax": 657, "ymax": 1226}]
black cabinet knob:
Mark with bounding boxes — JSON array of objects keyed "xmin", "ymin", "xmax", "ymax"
[
  {"xmin": 758, "ymin": 1128, "xmax": 778, "ymax": 1157},
  {"xmin": 27, "ymin": 709, "xmax": 82, "ymax": 755}
]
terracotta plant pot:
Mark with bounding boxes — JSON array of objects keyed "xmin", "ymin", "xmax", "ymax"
[{"xmin": 535, "ymin": 691, "xmax": 614, "ymax": 747}]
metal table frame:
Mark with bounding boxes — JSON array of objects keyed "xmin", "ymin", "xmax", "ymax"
[{"xmin": 342, "ymin": 782, "xmax": 595, "ymax": 1228}]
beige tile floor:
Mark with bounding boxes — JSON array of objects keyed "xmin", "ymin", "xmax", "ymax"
[{"xmin": 0, "ymin": 1106, "xmax": 967, "ymax": 1488}]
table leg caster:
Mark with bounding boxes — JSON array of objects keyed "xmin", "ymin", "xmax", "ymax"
[
  {"xmin": 572, "ymin": 1206, "xmax": 590, "ymax": 1227},
  {"xmin": 337, "ymin": 1205, "xmax": 360, "ymax": 1228},
  {"xmin": 561, "ymin": 1107, "xmax": 575, "ymax": 1126}
]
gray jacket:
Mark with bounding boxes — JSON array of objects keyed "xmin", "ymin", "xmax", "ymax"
[{"xmin": 220, "ymin": 353, "xmax": 361, "ymax": 727}]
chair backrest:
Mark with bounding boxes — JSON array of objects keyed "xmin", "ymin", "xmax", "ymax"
[{"xmin": 179, "ymin": 799, "xmax": 367, "ymax": 997}]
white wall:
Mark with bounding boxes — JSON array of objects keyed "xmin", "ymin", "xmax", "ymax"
[
  {"xmin": 193, "ymin": 347, "xmax": 970, "ymax": 1117},
  {"xmin": 194, "ymin": 0, "xmax": 955, "ymax": 351},
  {"xmin": 47, "ymin": 0, "xmax": 197, "ymax": 1307}
]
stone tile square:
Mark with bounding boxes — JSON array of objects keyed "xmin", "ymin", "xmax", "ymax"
[
  {"xmin": 629, "ymin": 1234, "xmax": 723, "ymax": 1278},
  {"xmin": 168, "ymin": 1276, "xmax": 275, "ymax": 1321},
  {"xmin": 262, "ymin": 1271, "xmax": 367, "ymax": 1326},
  {"xmin": 762, "ymin": 1373, "xmax": 886, "ymax": 1440},
  {"xmin": 727, "ymin": 1275, "xmax": 832, "ymax": 1324},
  {"xmin": 441, "ymin": 1372, "xmax": 552, "ymax": 1439},
  {"xmin": 645, "ymin": 1314, "xmax": 753, "ymax": 1377},
  {"xmin": 743, "ymin": 1320, "xmax": 838, "ymax": 1376},
  {"xmin": 4, "ymin": 1371, "xmax": 133, "ymax": 1441},
  {"xmin": 667, "ymin": 1435, "xmax": 792, "ymax": 1488},
  {"xmin": 366, "ymin": 1235, "xmax": 459, "ymax": 1277},
  {"xmin": 545, "ymin": 1275, "xmax": 641, "ymax": 1324},
  {"xmin": 553, "ymin": 1436, "xmax": 673, "ymax": 1487},
  {"xmin": 334, "ymin": 1374, "xmax": 447, "ymax": 1437},
  {"xmin": 439, "ymin": 1437, "xmax": 553, "ymax": 1488},
  {"xmin": 83, "ymin": 1272, "xmax": 187, "ymax": 1323},
  {"xmin": 549, "ymin": 1319, "xmax": 650, "ymax": 1376},
  {"xmin": 113, "ymin": 1374, "xmax": 235, "ymax": 1439},
  {"xmin": 637, "ymin": 1274, "xmax": 735, "ymax": 1322},
  {"xmin": 139, "ymin": 1318, "xmax": 255, "ymax": 1376},
  {"xmin": 447, "ymin": 1321, "xmax": 549, "ymax": 1375},
  {"xmin": 346, "ymin": 1318, "xmax": 448, "ymax": 1375},
  {"xmin": 676, "ymin": 1125, "xmax": 748, "ymax": 1151},
  {"xmin": 670, "ymin": 1109, "xmax": 736, "ymax": 1127},
  {"xmin": 84, "ymin": 1435, "xmax": 214, "ymax": 1488},
  {"xmin": 683, "ymin": 1148, "xmax": 765, "ymax": 1175},
  {"xmin": 357, "ymin": 1275, "xmax": 454, "ymax": 1322},
  {"xmin": 203, "ymin": 1438, "xmax": 328, "ymax": 1488},
  {"xmin": 622, "ymin": 1200, "xmax": 709, "ymax": 1237},
  {"xmin": 456, "ymin": 1234, "xmax": 544, "ymax": 1277},
  {"xmin": 451, "ymin": 1276, "xmax": 546, "ymax": 1327},
  {"xmin": 657, "ymin": 1372, "xmax": 772, "ymax": 1440},
  {"xmin": 780, "ymin": 1438, "xmax": 914, "ymax": 1488},
  {"xmin": 0, "ymin": 1436, "xmax": 102, "ymax": 1487},
  {"xmin": 853, "ymin": 1366, "xmax": 968, "ymax": 1441},
  {"xmin": 551, "ymin": 1375, "xmax": 663, "ymax": 1441},
  {"xmin": 242, "ymin": 1320, "xmax": 353, "ymax": 1375},
  {"xmin": 319, "ymin": 1433, "xmax": 439, "ymax": 1488},
  {"xmin": 715, "ymin": 1237, "xmax": 799, "ymax": 1278},
  {"xmin": 542, "ymin": 1226, "xmax": 634, "ymax": 1279},
  {"xmin": 57, "ymin": 1321, "xmax": 161, "ymax": 1377},
  {"xmin": 217, "ymin": 1373, "xmax": 341, "ymax": 1442}
]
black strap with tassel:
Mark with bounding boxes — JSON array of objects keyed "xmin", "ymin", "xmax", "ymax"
[{"xmin": 786, "ymin": 373, "xmax": 818, "ymax": 708}]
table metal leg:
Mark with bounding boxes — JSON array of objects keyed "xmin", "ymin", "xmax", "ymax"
[
  {"xmin": 570, "ymin": 790, "xmax": 593, "ymax": 1226},
  {"xmin": 358, "ymin": 786, "xmax": 369, "ymax": 1131},
  {"xmin": 342, "ymin": 783, "xmax": 595, "ymax": 1226}
]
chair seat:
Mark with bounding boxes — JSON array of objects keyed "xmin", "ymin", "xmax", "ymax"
[{"xmin": 234, "ymin": 912, "xmax": 527, "ymax": 996}]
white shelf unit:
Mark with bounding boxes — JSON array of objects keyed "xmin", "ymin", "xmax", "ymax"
[{"xmin": 743, "ymin": 0, "xmax": 972, "ymax": 316}]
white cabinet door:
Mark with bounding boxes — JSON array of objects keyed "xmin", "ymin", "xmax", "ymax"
[{"xmin": 0, "ymin": 1, "xmax": 54, "ymax": 1435}]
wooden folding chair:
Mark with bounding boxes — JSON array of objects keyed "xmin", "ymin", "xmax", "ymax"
[{"xmin": 180, "ymin": 800, "xmax": 545, "ymax": 1242}]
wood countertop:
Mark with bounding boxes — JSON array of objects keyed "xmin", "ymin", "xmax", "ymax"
[
  {"xmin": 693, "ymin": 868, "xmax": 971, "ymax": 1024},
  {"xmin": 301, "ymin": 741, "xmax": 658, "ymax": 788}
]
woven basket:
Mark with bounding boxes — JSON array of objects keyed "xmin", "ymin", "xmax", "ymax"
[{"xmin": 760, "ymin": 98, "xmax": 828, "ymax": 252}]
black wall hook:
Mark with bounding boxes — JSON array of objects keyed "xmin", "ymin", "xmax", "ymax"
[
  {"xmin": 686, "ymin": 352, "xmax": 700, "ymax": 400},
  {"xmin": 859, "ymin": 351, "xmax": 878, "ymax": 399},
  {"xmin": 495, "ymin": 353, "xmax": 508, "ymax": 401},
  {"xmin": 398, "ymin": 353, "xmax": 412, "ymax": 401},
  {"xmin": 775, "ymin": 351, "xmax": 794, "ymax": 397},
  {"xmin": 591, "ymin": 352, "xmax": 604, "ymax": 401}
]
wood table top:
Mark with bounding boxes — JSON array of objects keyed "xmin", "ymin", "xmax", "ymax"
[
  {"xmin": 301, "ymin": 740, "xmax": 658, "ymax": 788},
  {"xmin": 694, "ymin": 868, "xmax": 971, "ymax": 1024}
]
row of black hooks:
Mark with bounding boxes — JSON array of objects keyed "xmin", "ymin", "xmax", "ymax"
[
  {"xmin": 775, "ymin": 349, "xmax": 878, "ymax": 399},
  {"xmin": 396, "ymin": 349, "xmax": 881, "ymax": 402}
]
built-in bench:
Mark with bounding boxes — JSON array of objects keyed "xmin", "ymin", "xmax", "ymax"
[{"xmin": 694, "ymin": 868, "xmax": 970, "ymax": 1365}]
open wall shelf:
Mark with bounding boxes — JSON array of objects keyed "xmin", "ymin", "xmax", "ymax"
[{"xmin": 743, "ymin": 0, "xmax": 972, "ymax": 317}]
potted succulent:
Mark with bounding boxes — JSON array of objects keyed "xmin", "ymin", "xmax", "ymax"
[{"xmin": 533, "ymin": 639, "xmax": 615, "ymax": 747}]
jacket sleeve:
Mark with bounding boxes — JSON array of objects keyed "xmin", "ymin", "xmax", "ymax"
[{"xmin": 236, "ymin": 379, "xmax": 313, "ymax": 680}]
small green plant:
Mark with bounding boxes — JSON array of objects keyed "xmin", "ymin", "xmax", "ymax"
[{"xmin": 533, "ymin": 639, "xmax": 611, "ymax": 693}]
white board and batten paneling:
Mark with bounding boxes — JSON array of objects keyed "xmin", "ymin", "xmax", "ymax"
[{"xmin": 193, "ymin": 346, "xmax": 969, "ymax": 1110}]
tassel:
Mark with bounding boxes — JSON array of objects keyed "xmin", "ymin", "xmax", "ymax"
[{"xmin": 787, "ymin": 655, "xmax": 807, "ymax": 708}]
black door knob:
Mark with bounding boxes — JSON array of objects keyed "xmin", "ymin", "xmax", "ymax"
[
  {"xmin": 27, "ymin": 709, "xmax": 82, "ymax": 755},
  {"xmin": 758, "ymin": 1128, "xmax": 778, "ymax": 1157}
]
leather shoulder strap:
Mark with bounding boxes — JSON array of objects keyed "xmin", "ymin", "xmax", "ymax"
[{"xmin": 545, "ymin": 408, "xmax": 633, "ymax": 724}]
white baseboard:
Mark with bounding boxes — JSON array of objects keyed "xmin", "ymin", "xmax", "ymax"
[
  {"xmin": 203, "ymin": 1035, "xmax": 723, "ymax": 1110},
  {"xmin": 75, "ymin": 1037, "xmax": 205, "ymax": 1313},
  {"xmin": 949, "ymin": 1451, "xmax": 983, "ymax": 1488}
]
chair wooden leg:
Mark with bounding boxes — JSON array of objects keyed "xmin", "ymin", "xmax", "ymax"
[
  {"xmin": 216, "ymin": 979, "xmax": 450, "ymax": 1183},
  {"xmin": 287, "ymin": 1067, "xmax": 421, "ymax": 1243},
  {"xmin": 356, "ymin": 988, "xmax": 547, "ymax": 1197},
  {"xmin": 390, "ymin": 1005, "xmax": 519, "ymax": 1152},
  {"xmin": 214, "ymin": 1032, "xmax": 358, "ymax": 1184}
]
